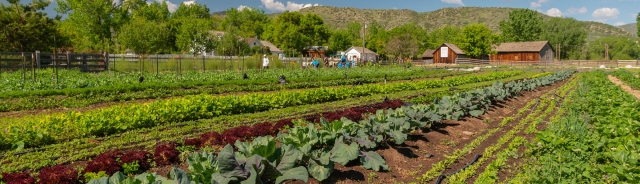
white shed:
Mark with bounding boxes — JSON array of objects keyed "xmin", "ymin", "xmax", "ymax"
[{"xmin": 345, "ymin": 46, "xmax": 378, "ymax": 62}]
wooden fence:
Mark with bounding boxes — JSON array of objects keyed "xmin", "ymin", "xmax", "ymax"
[{"xmin": 0, "ymin": 52, "xmax": 108, "ymax": 72}]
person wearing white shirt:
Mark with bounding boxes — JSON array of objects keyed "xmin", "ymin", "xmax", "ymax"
[{"xmin": 262, "ymin": 54, "xmax": 269, "ymax": 69}]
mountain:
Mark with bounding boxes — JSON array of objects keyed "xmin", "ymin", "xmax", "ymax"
[
  {"xmin": 299, "ymin": 6, "xmax": 635, "ymax": 39},
  {"xmin": 618, "ymin": 23, "xmax": 638, "ymax": 37}
]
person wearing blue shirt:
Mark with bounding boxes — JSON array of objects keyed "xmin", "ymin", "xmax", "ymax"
[
  {"xmin": 346, "ymin": 58, "xmax": 351, "ymax": 68},
  {"xmin": 337, "ymin": 62, "xmax": 343, "ymax": 68},
  {"xmin": 311, "ymin": 58, "xmax": 320, "ymax": 68}
]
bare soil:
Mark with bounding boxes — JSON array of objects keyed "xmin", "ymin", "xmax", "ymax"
[
  {"xmin": 608, "ymin": 75, "xmax": 640, "ymax": 100},
  {"xmin": 291, "ymin": 76, "xmax": 568, "ymax": 184}
]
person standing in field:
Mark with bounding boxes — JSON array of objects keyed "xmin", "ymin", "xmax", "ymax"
[
  {"xmin": 312, "ymin": 57, "xmax": 320, "ymax": 68},
  {"xmin": 323, "ymin": 57, "xmax": 329, "ymax": 68},
  {"xmin": 262, "ymin": 54, "xmax": 269, "ymax": 69}
]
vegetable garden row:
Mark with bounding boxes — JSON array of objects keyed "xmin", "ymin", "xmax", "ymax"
[{"xmin": 0, "ymin": 69, "xmax": 576, "ymax": 184}]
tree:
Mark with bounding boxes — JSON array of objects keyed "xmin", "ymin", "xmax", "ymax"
[
  {"xmin": 176, "ymin": 18, "xmax": 214, "ymax": 56},
  {"xmin": 118, "ymin": 17, "xmax": 170, "ymax": 55},
  {"xmin": 541, "ymin": 17, "xmax": 587, "ymax": 60},
  {"xmin": 383, "ymin": 23, "xmax": 427, "ymax": 61},
  {"xmin": 328, "ymin": 29, "xmax": 352, "ymax": 52},
  {"xmin": 499, "ymin": 9, "xmax": 544, "ymax": 42},
  {"xmin": 261, "ymin": 11, "xmax": 329, "ymax": 56},
  {"xmin": 221, "ymin": 7, "xmax": 269, "ymax": 38},
  {"xmin": 588, "ymin": 37, "xmax": 640, "ymax": 60},
  {"xmin": 132, "ymin": 1, "xmax": 170, "ymax": 22},
  {"xmin": 0, "ymin": 0, "xmax": 58, "ymax": 52},
  {"xmin": 425, "ymin": 25, "xmax": 462, "ymax": 49},
  {"xmin": 457, "ymin": 23, "xmax": 496, "ymax": 58},
  {"xmin": 365, "ymin": 21, "xmax": 387, "ymax": 54},
  {"xmin": 55, "ymin": 0, "xmax": 146, "ymax": 53}
]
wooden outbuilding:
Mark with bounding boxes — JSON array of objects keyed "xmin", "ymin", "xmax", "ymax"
[
  {"xmin": 422, "ymin": 49, "xmax": 435, "ymax": 60},
  {"xmin": 490, "ymin": 41, "xmax": 554, "ymax": 62},
  {"xmin": 433, "ymin": 43, "xmax": 466, "ymax": 64}
]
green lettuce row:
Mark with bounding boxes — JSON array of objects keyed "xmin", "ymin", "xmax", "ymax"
[
  {"xmin": 610, "ymin": 69, "xmax": 640, "ymax": 90},
  {"xmin": 0, "ymin": 71, "xmax": 524, "ymax": 150},
  {"xmin": 0, "ymin": 70, "xmax": 463, "ymax": 112},
  {"xmin": 511, "ymin": 71, "xmax": 640, "ymax": 183}
]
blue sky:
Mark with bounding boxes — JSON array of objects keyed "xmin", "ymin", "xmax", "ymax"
[{"xmin": 3, "ymin": 0, "xmax": 639, "ymax": 26}]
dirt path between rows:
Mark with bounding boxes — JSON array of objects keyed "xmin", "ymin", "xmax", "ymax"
[
  {"xmin": 285, "ymin": 75, "xmax": 569, "ymax": 184},
  {"xmin": 608, "ymin": 75, "xmax": 640, "ymax": 100}
]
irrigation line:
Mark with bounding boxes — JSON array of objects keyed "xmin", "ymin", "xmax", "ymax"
[{"xmin": 435, "ymin": 154, "xmax": 483, "ymax": 184}]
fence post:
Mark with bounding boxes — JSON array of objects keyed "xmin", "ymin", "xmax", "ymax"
[
  {"xmin": 636, "ymin": 58, "xmax": 638, "ymax": 67},
  {"xmin": 105, "ymin": 52, "xmax": 110, "ymax": 75},
  {"xmin": 54, "ymin": 51, "xmax": 57, "ymax": 84},
  {"xmin": 35, "ymin": 51, "xmax": 41, "ymax": 69},
  {"xmin": 22, "ymin": 52, "xmax": 26, "ymax": 82},
  {"xmin": 202, "ymin": 54, "xmax": 205, "ymax": 72},
  {"xmin": 66, "ymin": 52, "xmax": 70, "ymax": 69},
  {"xmin": 156, "ymin": 54, "xmax": 159, "ymax": 76},
  {"xmin": 616, "ymin": 60, "xmax": 619, "ymax": 68},
  {"xmin": 31, "ymin": 53, "xmax": 35, "ymax": 81},
  {"xmin": 179, "ymin": 56, "xmax": 182, "ymax": 78}
]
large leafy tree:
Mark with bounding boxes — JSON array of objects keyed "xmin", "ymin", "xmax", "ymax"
[
  {"xmin": 542, "ymin": 17, "xmax": 587, "ymax": 60},
  {"xmin": 328, "ymin": 29, "xmax": 352, "ymax": 52},
  {"xmin": 0, "ymin": 0, "xmax": 58, "ymax": 52},
  {"xmin": 220, "ymin": 7, "xmax": 269, "ymax": 38},
  {"xmin": 588, "ymin": 37, "xmax": 640, "ymax": 60},
  {"xmin": 132, "ymin": 1, "xmax": 170, "ymax": 22},
  {"xmin": 383, "ymin": 23, "xmax": 427, "ymax": 60},
  {"xmin": 118, "ymin": 17, "xmax": 170, "ymax": 55},
  {"xmin": 499, "ymin": 9, "xmax": 544, "ymax": 42},
  {"xmin": 457, "ymin": 23, "xmax": 496, "ymax": 58},
  {"xmin": 169, "ymin": 2, "xmax": 211, "ymax": 54},
  {"xmin": 365, "ymin": 21, "xmax": 387, "ymax": 54},
  {"xmin": 425, "ymin": 25, "xmax": 462, "ymax": 49},
  {"xmin": 261, "ymin": 11, "xmax": 329, "ymax": 56},
  {"xmin": 55, "ymin": 0, "xmax": 146, "ymax": 53}
]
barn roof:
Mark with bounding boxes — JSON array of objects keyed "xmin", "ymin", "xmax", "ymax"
[
  {"xmin": 260, "ymin": 41, "xmax": 282, "ymax": 53},
  {"xmin": 347, "ymin": 47, "xmax": 378, "ymax": 55},
  {"xmin": 422, "ymin": 49, "xmax": 435, "ymax": 58},
  {"xmin": 494, "ymin": 41, "xmax": 551, "ymax": 52},
  {"xmin": 434, "ymin": 43, "xmax": 465, "ymax": 55}
]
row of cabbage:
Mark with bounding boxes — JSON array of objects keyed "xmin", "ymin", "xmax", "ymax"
[
  {"xmin": 0, "ymin": 71, "xmax": 524, "ymax": 150},
  {"xmin": 83, "ymin": 70, "xmax": 574, "ymax": 184}
]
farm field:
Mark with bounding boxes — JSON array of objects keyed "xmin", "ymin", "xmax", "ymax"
[{"xmin": 1, "ymin": 66, "xmax": 638, "ymax": 184}]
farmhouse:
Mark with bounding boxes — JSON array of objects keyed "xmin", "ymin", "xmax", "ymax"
[
  {"xmin": 432, "ymin": 43, "xmax": 466, "ymax": 64},
  {"xmin": 259, "ymin": 40, "xmax": 283, "ymax": 56},
  {"xmin": 490, "ymin": 41, "xmax": 554, "ymax": 62},
  {"xmin": 246, "ymin": 37, "xmax": 263, "ymax": 48},
  {"xmin": 345, "ymin": 46, "xmax": 378, "ymax": 62}
]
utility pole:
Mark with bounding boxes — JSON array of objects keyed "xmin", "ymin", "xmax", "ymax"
[
  {"xmin": 605, "ymin": 43, "xmax": 609, "ymax": 61},
  {"xmin": 362, "ymin": 21, "xmax": 366, "ymax": 63}
]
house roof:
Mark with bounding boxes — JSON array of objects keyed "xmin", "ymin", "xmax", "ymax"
[
  {"xmin": 260, "ymin": 41, "xmax": 282, "ymax": 53},
  {"xmin": 422, "ymin": 49, "xmax": 435, "ymax": 58},
  {"xmin": 494, "ymin": 41, "xmax": 551, "ymax": 53},
  {"xmin": 246, "ymin": 37, "xmax": 259, "ymax": 45},
  {"xmin": 347, "ymin": 47, "xmax": 378, "ymax": 55},
  {"xmin": 435, "ymin": 43, "xmax": 465, "ymax": 55}
]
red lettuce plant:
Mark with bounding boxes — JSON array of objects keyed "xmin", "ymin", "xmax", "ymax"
[
  {"xmin": 119, "ymin": 151, "xmax": 153, "ymax": 171},
  {"xmin": 153, "ymin": 142, "xmax": 180, "ymax": 165},
  {"xmin": 1, "ymin": 172, "xmax": 36, "ymax": 184},
  {"xmin": 37, "ymin": 165, "xmax": 79, "ymax": 184},
  {"xmin": 84, "ymin": 151, "xmax": 124, "ymax": 175}
]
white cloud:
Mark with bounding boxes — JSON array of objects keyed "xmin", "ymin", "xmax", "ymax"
[
  {"xmin": 154, "ymin": 0, "xmax": 178, "ymax": 12},
  {"xmin": 545, "ymin": 8, "xmax": 562, "ymax": 17},
  {"xmin": 614, "ymin": 21, "xmax": 625, "ymax": 26},
  {"xmin": 260, "ymin": 0, "xmax": 320, "ymax": 12},
  {"xmin": 567, "ymin": 7, "xmax": 587, "ymax": 14},
  {"xmin": 441, "ymin": 0, "xmax": 465, "ymax": 6},
  {"xmin": 183, "ymin": 0, "xmax": 195, "ymax": 6},
  {"xmin": 530, "ymin": 0, "xmax": 549, "ymax": 9},
  {"xmin": 592, "ymin": 7, "xmax": 620, "ymax": 21},
  {"xmin": 237, "ymin": 5, "xmax": 249, "ymax": 11}
]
